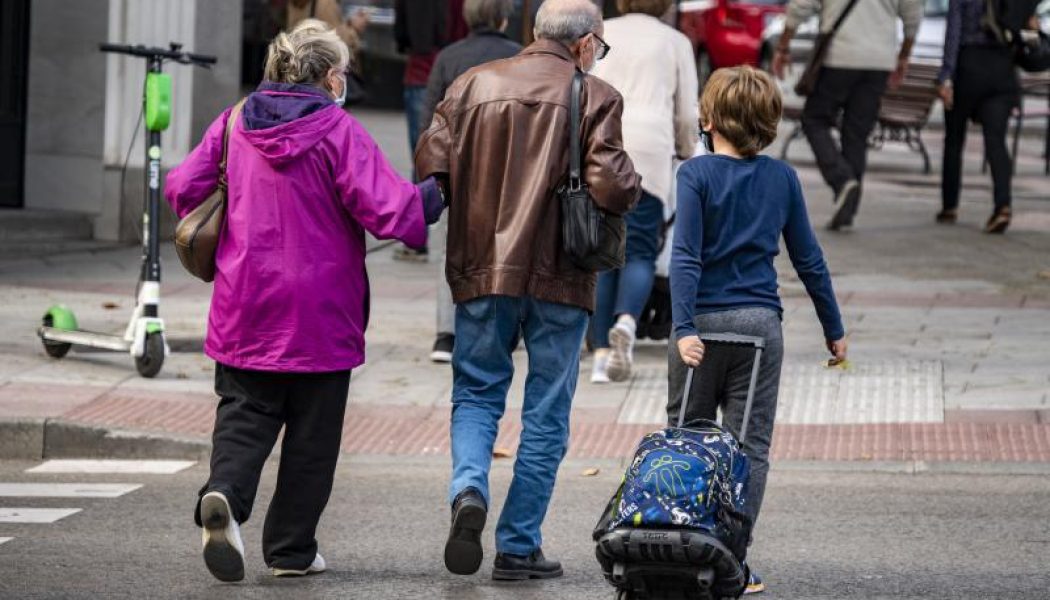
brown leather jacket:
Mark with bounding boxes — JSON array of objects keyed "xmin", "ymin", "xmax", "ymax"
[{"xmin": 415, "ymin": 40, "xmax": 642, "ymax": 311}]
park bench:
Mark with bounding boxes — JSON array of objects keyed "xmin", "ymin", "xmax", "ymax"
[{"xmin": 779, "ymin": 61, "xmax": 942, "ymax": 174}]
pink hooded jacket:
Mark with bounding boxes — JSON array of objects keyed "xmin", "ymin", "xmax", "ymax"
[{"xmin": 166, "ymin": 85, "xmax": 429, "ymax": 372}]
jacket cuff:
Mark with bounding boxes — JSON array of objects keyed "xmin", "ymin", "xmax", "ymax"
[{"xmin": 418, "ymin": 177, "xmax": 445, "ymax": 225}]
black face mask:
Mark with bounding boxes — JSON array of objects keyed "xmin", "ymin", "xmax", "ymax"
[{"xmin": 699, "ymin": 127, "xmax": 715, "ymax": 153}]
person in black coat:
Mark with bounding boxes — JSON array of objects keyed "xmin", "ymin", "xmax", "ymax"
[
  {"xmin": 421, "ymin": 0, "xmax": 522, "ymax": 131},
  {"xmin": 420, "ymin": 0, "xmax": 523, "ymax": 364}
]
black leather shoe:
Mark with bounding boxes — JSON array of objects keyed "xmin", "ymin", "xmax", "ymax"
[
  {"xmin": 444, "ymin": 488, "xmax": 487, "ymax": 575},
  {"xmin": 492, "ymin": 549, "xmax": 563, "ymax": 581}
]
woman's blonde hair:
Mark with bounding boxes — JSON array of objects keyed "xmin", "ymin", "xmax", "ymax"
[
  {"xmin": 700, "ymin": 66, "xmax": 782, "ymax": 157},
  {"xmin": 264, "ymin": 18, "xmax": 350, "ymax": 85},
  {"xmin": 615, "ymin": 0, "xmax": 672, "ymax": 17}
]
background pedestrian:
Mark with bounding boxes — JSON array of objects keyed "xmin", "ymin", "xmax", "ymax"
[{"xmin": 588, "ymin": 0, "xmax": 698, "ymax": 384}]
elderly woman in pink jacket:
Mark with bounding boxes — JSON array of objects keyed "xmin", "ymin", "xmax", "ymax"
[{"xmin": 165, "ymin": 19, "xmax": 443, "ymax": 583}]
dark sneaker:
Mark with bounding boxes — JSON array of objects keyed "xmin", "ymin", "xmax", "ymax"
[
  {"xmin": 828, "ymin": 179, "xmax": 861, "ymax": 231},
  {"xmin": 430, "ymin": 333, "xmax": 454, "ymax": 363},
  {"xmin": 393, "ymin": 246, "xmax": 429, "ymax": 262},
  {"xmin": 744, "ymin": 568, "xmax": 766, "ymax": 595},
  {"xmin": 935, "ymin": 208, "xmax": 958, "ymax": 224},
  {"xmin": 444, "ymin": 488, "xmax": 487, "ymax": 575},
  {"xmin": 984, "ymin": 206, "xmax": 1011, "ymax": 234},
  {"xmin": 492, "ymin": 549, "xmax": 563, "ymax": 581}
]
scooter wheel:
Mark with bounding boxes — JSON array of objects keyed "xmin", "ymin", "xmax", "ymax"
[
  {"xmin": 135, "ymin": 332, "xmax": 165, "ymax": 378},
  {"xmin": 41, "ymin": 315, "xmax": 72, "ymax": 359}
]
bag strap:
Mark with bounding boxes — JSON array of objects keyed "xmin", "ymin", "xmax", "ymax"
[
  {"xmin": 568, "ymin": 71, "xmax": 583, "ymax": 192},
  {"xmin": 826, "ymin": 0, "xmax": 862, "ymax": 41},
  {"xmin": 217, "ymin": 99, "xmax": 246, "ymax": 193}
]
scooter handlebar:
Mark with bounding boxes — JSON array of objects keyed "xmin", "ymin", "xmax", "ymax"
[{"xmin": 99, "ymin": 43, "xmax": 217, "ymax": 66}]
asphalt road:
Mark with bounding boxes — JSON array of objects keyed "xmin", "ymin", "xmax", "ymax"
[{"xmin": 1, "ymin": 457, "xmax": 1048, "ymax": 599}]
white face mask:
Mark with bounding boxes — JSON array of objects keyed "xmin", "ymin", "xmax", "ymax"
[{"xmin": 334, "ymin": 74, "xmax": 347, "ymax": 107}]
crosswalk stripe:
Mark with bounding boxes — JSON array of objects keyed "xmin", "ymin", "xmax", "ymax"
[
  {"xmin": 0, "ymin": 508, "xmax": 81, "ymax": 523},
  {"xmin": 26, "ymin": 460, "xmax": 196, "ymax": 475},
  {"xmin": 0, "ymin": 483, "xmax": 142, "ymax": 498},
  {"xmin": 0, "ymin": 537, "xmax": 12, "ymax": 546}
]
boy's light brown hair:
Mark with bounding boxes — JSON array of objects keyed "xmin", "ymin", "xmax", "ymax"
[{"xmin": 700, "ymin": 66, "xmax": 782, "ymax": 157}]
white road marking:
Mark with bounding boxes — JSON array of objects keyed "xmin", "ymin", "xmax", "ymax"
[
  {"xmin": 0, "ymin": 508, "xmax": 81, "ymax": 523},
  {"xmin": 26, "ymin": 460, "xmax": 196, "ymax": 475},
  {"xmin": 0, "ymin": 537, "xmax": 12, "ymax": 546},
  {"xmin": 0, "ymin": 483, "xmax": 142, "ymax": 498}
]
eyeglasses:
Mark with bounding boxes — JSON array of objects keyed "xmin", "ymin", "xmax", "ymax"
[{"xmin": 591, "ymin": 33, "xmax": 611, "ymax": 61}]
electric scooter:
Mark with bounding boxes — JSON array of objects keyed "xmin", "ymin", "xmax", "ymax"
[{"xmin": 37, "ymin": 42, "xmax": 216, "ymax": 378}]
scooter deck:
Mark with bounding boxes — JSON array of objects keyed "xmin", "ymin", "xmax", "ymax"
[{"xmin": 38, "ymin": 327, "xmax": 131, "ymax": 352}]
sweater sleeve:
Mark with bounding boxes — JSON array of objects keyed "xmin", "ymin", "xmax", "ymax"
[
  {"xmin": 781, "ymin": 167, "xmax": 845, "ymax": 341},
  {"xmin": 938, "ymin": 0, "xmax": 963, "ymax": 83},
  {"xmin": 670, "ymin": 163, "xmax": 705, "ymax": 340},
  {"xmin": 673, "ymin": 35, "xmax": 700, "ymax": 160},
  {"xmin": 785, "ymin": 0, "xmax": 822, "ymax": 31},
  {"xmin": 900, "ymin": 0, "xmax": 924, "ymax": 40}
]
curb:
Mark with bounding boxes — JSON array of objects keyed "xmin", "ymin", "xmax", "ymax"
[
  {"xmin": 4, "ymin": 420, "xmax": 1050, "ymax": 476},
  {"xmin": 0, "ymin": 419, "xmax": 210, "ymax": 461}
]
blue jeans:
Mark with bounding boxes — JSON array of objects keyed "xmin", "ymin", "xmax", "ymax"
[
  {"xmin": 593, "ymin": 191, "xmax": 664, "ymax": 348},
  {"xmin": 404, "ymin": 85, "xmax": 426, "ymax": 162},
  {"xmin": 449, "ymin": 294, "xmax": 588, "ymax": 556}
]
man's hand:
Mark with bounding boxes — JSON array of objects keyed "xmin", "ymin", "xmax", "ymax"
[
  {"xmin": 677, "ymin": 336, "xmax": 706, "ymax": 368},
  {"xmin": 772, "ymin": 48, "xmax": 792, "ymax": 81},
  {"xmin": 938, "ymin": 81, "xmax": 954, "ymax": 111},
  {"xmin": 889, "ymin": 57, "xmax": 909, "ymax": 90},
  {"xmin": 826, "ymin": 337, "xmax": 848, "ymax": 365}
]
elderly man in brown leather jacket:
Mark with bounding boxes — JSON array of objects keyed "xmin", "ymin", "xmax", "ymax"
[{"xmin": 416, "ymin": 0, "xmax": 640, "ymax": 581}]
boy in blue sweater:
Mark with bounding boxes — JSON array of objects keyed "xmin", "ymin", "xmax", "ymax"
[{"xmin": 669, "ymin": 66, "xmax": 848, "ymax": 595}]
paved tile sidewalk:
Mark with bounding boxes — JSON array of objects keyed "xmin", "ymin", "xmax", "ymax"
[{"xmin": 0, "ymin": 109, "xmax": 1048, "ymax": 462}]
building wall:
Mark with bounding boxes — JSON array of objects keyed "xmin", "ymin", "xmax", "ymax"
[
  {"xmin": 21, "ymin": 0, "xmax": 242, "ymax": 241},
  {"xmin": 23, "ymin": 0, "xmax": 109, "ymax": 215}
]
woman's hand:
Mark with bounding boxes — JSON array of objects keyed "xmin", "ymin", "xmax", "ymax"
[
  {"xmin": 677, "ymin": 335, "xmax": 706, "ymax": 368},
  {"xmin": 772, "ymin": 48, "xmax": 791, "ymax": 81},
  {"xmin": 826, "ymin": 336, "xmax": 848, "ymax": 366},
  {"xmin": 938, "ymin": 81, "xmax": 954, "ymax": 111}
]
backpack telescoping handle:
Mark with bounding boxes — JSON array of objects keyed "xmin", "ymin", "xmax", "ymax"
[{"xmin": 679, "ymin": 333, "xmax": 766, "ymax": 444}]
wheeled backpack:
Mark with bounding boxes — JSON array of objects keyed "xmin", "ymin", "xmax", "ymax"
[{"xmin": 593, "ymin": 334, "xmax": 765, "ymax": 600}]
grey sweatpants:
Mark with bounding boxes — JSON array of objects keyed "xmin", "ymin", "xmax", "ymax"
[{"xmin": 667, "ymin": 307, "xmax": 784, "ymax": 525}]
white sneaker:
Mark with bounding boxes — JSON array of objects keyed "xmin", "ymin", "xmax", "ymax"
[
  {"xmin": 606, "ymin": 316, "xmax": 636, "ymax": 383},
  {"xmin": 591, "ymin": 349, "xmax": 611, "ymax": 384},
  {"xmin": 200, "ymin": 491, "xmax": 245, "ymax": 582},
  {"xmin": 272, "ymin": 552, "xmax": 327, "ymax": 577}
]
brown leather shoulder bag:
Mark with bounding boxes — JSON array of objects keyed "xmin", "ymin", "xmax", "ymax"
[{"xmin": 174, "ymin": 99, "xmax": 245, "ymax": 283}]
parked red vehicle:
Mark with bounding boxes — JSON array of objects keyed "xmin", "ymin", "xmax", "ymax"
[{"xmin": 676, "ymin": 0, "xmax": 786, "ymax": 84}]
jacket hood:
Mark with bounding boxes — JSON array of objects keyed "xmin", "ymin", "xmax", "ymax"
[{"xmin": 240, "ymin": 82, "xmax": 345, "ymax": 165}]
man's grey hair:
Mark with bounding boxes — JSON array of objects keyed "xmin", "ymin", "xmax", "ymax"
[{"xmin": 533, "ymin": 0, "xmax": 603, "ymax": 45}]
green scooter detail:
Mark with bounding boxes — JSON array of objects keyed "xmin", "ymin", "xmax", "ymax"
[{"xmin": 37, "ymin": 42, "xmax": 217, "ymax": 378}]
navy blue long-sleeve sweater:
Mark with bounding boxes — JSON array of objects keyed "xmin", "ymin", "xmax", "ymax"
[{"xmin": 670, "ymin": 154, "xmax": 845, "ymax": 342}]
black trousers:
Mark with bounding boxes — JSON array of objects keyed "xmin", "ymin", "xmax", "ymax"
[
  {"xmin": 195, "ymin": 363, "xmax": 350, "ymax": 570},
  {"xmin": 802, "ymin": 67, "xmax": 891, "ymax": 192},
  {"xmin": 942, "ymin": 46, "xmax": 1020, "ymax": 211}
]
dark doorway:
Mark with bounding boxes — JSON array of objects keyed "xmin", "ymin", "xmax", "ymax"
[{"xmin": 0, "ymin": 0, "xmax": 30, "ymax": 208}]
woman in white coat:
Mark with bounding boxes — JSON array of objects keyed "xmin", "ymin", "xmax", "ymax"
[{"xmin": 589, "ymin": 0, "xmax": 699, "ymax": 383}]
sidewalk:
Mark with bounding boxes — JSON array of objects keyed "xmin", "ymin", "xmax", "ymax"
[{"xmin": 0, "ymin": 109, "xmax": 1048, "ymax": 463}]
